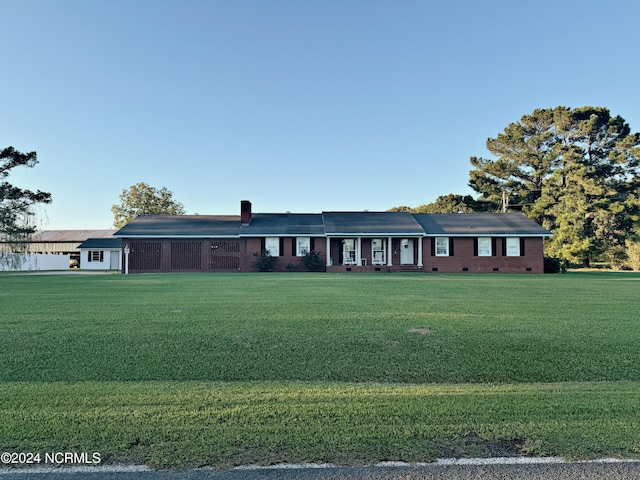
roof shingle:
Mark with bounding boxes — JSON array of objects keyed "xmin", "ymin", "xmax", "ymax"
[
  {"xmin": 113, "ymin": 212, "xmax": 551, "ymax": 238},
  {"xmin": 412, "ymin": 213, "xmax": 552, "ymax": 236},
  {"xmin": 240, "ymin": 213, "xmax": 325, "ymax": 236},
  {"xmin": 322, "ymin": 212, "xmax": 424, "ymax": 235},
  {"xmin": 77, "ymin": 238, "xmax": 122, "ymax": 249},
  {"xmin": 114, "ymin": 215, "xmax": 241, "ymax": 237}
]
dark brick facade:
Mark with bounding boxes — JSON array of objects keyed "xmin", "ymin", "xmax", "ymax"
[
  {"xmin": 325, "ymin": 237, "xmax": 544, "ymax": 274},
  {"xmin": 423, "ymin": 237, "xmax": 544, "ymax": 274},
  {"xmin": 125, "ymin": 238, "xmax": 242, "ymax": 273},
  {"xmin": 242, "ymin": 237, "xmax": 326, "ymax": 272},
  {"xmin": 124, "ymin": 236, "xmax": 545, "ymax": 274}
]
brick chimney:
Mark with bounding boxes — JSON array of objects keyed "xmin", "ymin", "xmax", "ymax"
[{"xmin": 241, "ymin": 200, "xmax": 252, "ymax": 225}]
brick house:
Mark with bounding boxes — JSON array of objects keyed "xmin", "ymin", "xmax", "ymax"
[{"xmin": 114, "ymin": 200, "xmax": 551, "ymax": 274}]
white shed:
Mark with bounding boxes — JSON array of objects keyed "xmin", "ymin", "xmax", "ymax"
[{"xmin": 77, "ymin": 238, "xmax": 122, "ymax": 270}]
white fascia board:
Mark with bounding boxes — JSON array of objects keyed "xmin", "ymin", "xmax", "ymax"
[
  {"xmin": 426, "ymin": 233, "xmax": 551, "ymax": 237},
  {"xmin": 113, "ymin": 235, "xmax": 239, "ymax": 239},
  {"xmin": 240, "ymin": 232, "xmax": 414, "ymax": 237},
  {"xmin": 326, "ymin": 233, "xmax": 424, "ymax": 237},
  {"xmin": 238, "ymin": 234, "xmax": 322, "ymax": 238}
]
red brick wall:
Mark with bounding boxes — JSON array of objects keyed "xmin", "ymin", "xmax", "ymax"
[
  {"xmin": 123, "ymin": 236, "xmax": 545, "ymax": 274},
  {"xmin": 123, "ymin": 238, "xmax": 241, "ymax": 273},
  {"xmin": 422, "ymin": 237, "xmax": 544, "ymax": 273},
  {"xmin": 242, "ymin": 236, "xmax": 326, "ymax": 272}
]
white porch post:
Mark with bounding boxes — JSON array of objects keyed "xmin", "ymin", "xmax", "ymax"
[
  {"xmin": 417, "ymin": 237, "xmax": 423, "ymax": 267},
  {"xmin": 124, "ymin": 247, "xmax": 130, "ymax": 275},
  {"xmin": 326, "ymin": 237, "xmax": 331, "ymax": 266},
  {"xmin": 387, "ymin": 237, "xmax": 392, "ymax": 266},
  {"xmin": 356, "ymin": 237, "xmax": 362, "ymax": 266}
]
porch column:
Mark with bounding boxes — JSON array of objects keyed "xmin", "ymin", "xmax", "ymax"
[
  {"xmin": 387, "ymin": 237, "xmax": 392, "ymax": 266},
  {"xmin": 326, "ymin": 237, "xmax": 331, "ymax": 266},
  {"xmin": 417, "ymin": 236, "xmax": 423, "ymax": 267},
  {"xmin": 356, "ymin": 237, "xmax": 362, "ymax": 266},
  {"xmin": 124, "ymin": 245, "xmax": 130, "ymax": 275}
]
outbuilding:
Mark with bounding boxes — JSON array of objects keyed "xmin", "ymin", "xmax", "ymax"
[{"xmin": 77, "ymin": 237, "xmax": 123, "ymax": 270}]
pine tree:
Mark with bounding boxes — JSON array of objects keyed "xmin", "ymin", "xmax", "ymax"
[{"xmin": 469, "ymin": 106, "xmax": 640, "ymax": 265}]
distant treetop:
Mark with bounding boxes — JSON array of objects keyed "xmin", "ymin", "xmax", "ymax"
[{"xmin": 111, "ymin": 182, "xmax": 186, "ymax": 229}]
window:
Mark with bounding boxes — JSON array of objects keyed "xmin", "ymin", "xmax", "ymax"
[
  {"xmin": 477, "ymin": 237, "xmax": 492, "ymax": 257},
  {"xmin": 435, "ymin": 237, "xmax": 449, "ymax": 256},
  {"xmin": 265, "ymin": 237, "xmax": 280, "ymax": 257},
  {"xmin": 88, "ymin": 251, "xmax": 103, "ymax": 262},
  {"xmin": 372, "ymin": 238, "xmax": 385, "ymax": 264},
  {"xmin": 505, "ymin": 237, "xmax": 520, "ymax": 256},
  {"xmin": 296, "ymin": 237, "xmax": 310, "ymax": 256},
  {"xmin": 342, "ymin": 239, "xmax": 356, "ymax": 265}
]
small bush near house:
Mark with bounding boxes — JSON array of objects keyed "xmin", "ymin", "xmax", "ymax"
[
  {"xmin": 254, "ymin": 249, "xmax": 276, "ymax": 272},
  {"xmin": 544, "ymin": 256, "xmax": 561, "ymax": 273},
  {"xmin": 301, "ymin": 250, "xmax": 324, "ymax": 272}
]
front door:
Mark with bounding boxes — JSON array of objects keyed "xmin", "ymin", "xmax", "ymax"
[
  {"xmin": 110, "ymin": 251, "xmax": 120, "ymax": 270},
  {"xmin": 400, "ymin": 239, "xmax": 413, "ymax": 265}
]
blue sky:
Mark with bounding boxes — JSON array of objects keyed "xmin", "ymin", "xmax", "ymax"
[{"xmin": 3, "ymin": 0, "xmax": 639, "ymax": 229}]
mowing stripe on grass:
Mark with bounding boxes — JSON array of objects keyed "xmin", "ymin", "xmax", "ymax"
[
  {"xmin": 1, "ymin": 381, "xmax": 639, "ymax": 469},
  {"xmin": 2, "ymin": 273, "xmax": 640, "ymax": 469},
  {"xmin": 1, "ymin": 272, "xmax": 640, "ymax": 384}
]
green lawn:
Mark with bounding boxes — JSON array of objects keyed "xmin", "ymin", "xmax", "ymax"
[{"xmin": 1, "ymin": 272, "xmax": 640, "ymax": 468}]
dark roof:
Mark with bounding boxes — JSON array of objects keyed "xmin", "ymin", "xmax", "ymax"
[
  {"xmin": 77, "ymin": 237, "xmax": 122, "ymax": 249},
  {"xmin": 322, "ymin": 212, "xmax": 425, "ymax": 236},
  {"xmin": 114, "ymin": 215, "xmax": 241, "ymax": 237},
  {"xmin": 412, "ymin": 213, "xmax": 552, "ymax": 236},
  {"xmin": 31, "ymin": 230, "xmax": 117, "ymax": 242},
  {"xmin": 112, "ymin": 211, "xmax": 551, "ymax": 239},
  {"xmin": 240, "ymin": 213, "xmax": 325, "ymax": 236}
]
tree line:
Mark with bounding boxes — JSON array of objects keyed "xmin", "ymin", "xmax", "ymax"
[
  {"xmin": 390, "ymin": 106, "xmax": 640, "ymax": 269},
  {"xmin": 3, "ymin": 105, "xmax": 639, "ymax": 270}
]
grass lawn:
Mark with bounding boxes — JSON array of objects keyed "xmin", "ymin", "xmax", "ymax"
[{"xmin": 1, "ymin": 272, "xmax": 640, "ymax": 468}]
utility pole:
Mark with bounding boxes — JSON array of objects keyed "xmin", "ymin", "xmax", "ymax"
[{"xmin": 500, "ymin": 190, "xmax": 509, "ymax": 213}]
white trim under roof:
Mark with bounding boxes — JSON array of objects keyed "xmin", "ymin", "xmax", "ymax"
[
  {"xmin": 426, "ymin": 233, "xmax": 552, "ymax": 237},
  {"xmin": 238, "ymin": 233, "xmax": 324, "ymax": 238},
  {"xmin": 325, "ymin": 232, "xmax": 424, "ymax": 237},
  {"xmin": 114, "ymin": 235, "xmax": 240, "ymax": 239},
  {"xmin": 115, "ymin": 233, "xmax": 551, "ymax": 239}
]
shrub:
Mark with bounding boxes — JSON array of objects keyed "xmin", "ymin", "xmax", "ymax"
[
  {"xmin": 254, "ymin": 249, "xmax": 276, "ymax": 272},
  {"xmin": 544, "ymin": 257, "xmax": 561, "ymax": 274},
  {"xmin": 301, "ymin": 250, "xmax": 324, "ymax": 272}
]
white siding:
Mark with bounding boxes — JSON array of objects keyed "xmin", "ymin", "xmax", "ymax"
[
  {"xmin": 79, "ymin": 250, "xmax": 122, "ymax": 270},
  {"xmin": 0, "ymin": 253, "xmax": 71, "ymax": 271}
]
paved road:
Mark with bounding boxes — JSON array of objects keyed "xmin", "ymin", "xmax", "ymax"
[{"xmin": 3, "ymin": 462, "xmax": 640, "ymax": 480}]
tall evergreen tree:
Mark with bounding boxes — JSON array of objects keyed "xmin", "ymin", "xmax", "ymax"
[
  {"xmin": 1, "ymin": 147, "xmax": 52, "ymax": 241},
  {"xmin": 469, "ymin": 106, "xmax": 640, "ymax": 265},
  {"xmin": 1, "ymin": 146, "xmax": 52, "ymax": 269}
]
